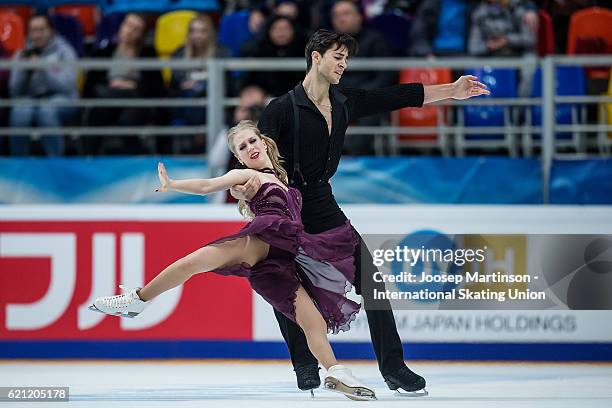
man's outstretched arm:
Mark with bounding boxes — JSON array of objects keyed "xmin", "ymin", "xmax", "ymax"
[
  {"xmin": 346, "ymin": 75, "xmax": 489, "ymax": 121},
  {"xmin": 423, "ymin": 75, "xmax": 490, "ymax": 104}
]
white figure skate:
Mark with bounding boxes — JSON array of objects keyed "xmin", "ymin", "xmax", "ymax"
[
  {"xmin": 88, "ymin": 285, "xmax": 147, "ymax": 318},
  {"xmin": 323, "ymin": 365, "xmax": 377, "ymax": 401}
]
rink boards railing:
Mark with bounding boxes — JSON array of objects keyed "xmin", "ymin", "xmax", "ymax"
[{"xmin": 1, "ymin": 205, "xmax": 612, "ymax": 361}]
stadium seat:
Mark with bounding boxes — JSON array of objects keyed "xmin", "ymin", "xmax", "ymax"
[
  {"xmin": 599, "ymin": 67, "xmax": 612, "ymax": 154},
  {"xmin": 457, "ymin": 67, "xmax": 519, "ymax": 156},
  {"xmin": 0, "ymin": 12, "xmax": 25, "ymax": 57},
  {"xmin": 54, "ymin": 4, "xmax": 99, "ymax": 36},
  {"xmin": 50, "ymin": 13, "xmax": 85, "ymax": 56},
  {"xmin": 567, "ymin": 7, "xmax": 612, "ymax": 54},
  {"xmin": 154, "ymin": 10, "xmax": 198, "ymax": 84},
  {"xmin": 367, "ymin": 12, "xmax": 411, "ymax": 57},
  {"xmin": 218, "ymin": 10, "xmax": 252, "ymax": 57},
  {"xmin": 396, "ymin": 68, "xmax": 452, "ymax": 155},
  {"xmin": 95, "ymin": 12, "xmax": 124, "ymax": 49},
  {"xmin": 154, "ymin": 10, "xmax": 197, "ymax": 57},
  {"xmin": 537, "ymin": 9, "xmax": 555, "ymax": 56},
  {"xmin": 166, "ymin": 0, "xmax": 220, "ymax": 12},
  {"xmin": 525, "ymin": 66, "xmax": 587, "ymax": 155},
  {"xmin": 567, "ymin": 7, "xmax": 612, "ymax": 80},
  {"xmin": 98, "ymin": 0, "xmax": 166, "ymax": 15},
  {"xmin": 0, "ymin": 4, "xmax": 32, "ymax": 24}
]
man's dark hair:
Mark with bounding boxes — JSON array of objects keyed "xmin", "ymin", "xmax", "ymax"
[{"xmin": 305, "ymin": 29, "xmax": 358, "ymax": 73}]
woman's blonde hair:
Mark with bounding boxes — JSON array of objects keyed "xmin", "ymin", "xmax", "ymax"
[
  {"xmin": 227, "ymin": 120, "xmax": 288, "ymax": 219},
  {"xmin": 185, "ymin": 14, "xmax": 217, "ymax": 58}
]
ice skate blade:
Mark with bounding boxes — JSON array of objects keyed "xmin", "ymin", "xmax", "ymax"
[
  {"xmin": 324, "ymin": 378, "xmax": 377, "ymax": 401},
  {"xmin": 87, "ymin": 304, "xmax": 138, "ymax": 318},
  {"xmin": 394, "ymin": 388, "xmax": 428, "ymax": 397}
]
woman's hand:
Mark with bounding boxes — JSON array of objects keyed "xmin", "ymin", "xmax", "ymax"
[{"xmin": 155, "ymin": 162, "xmax": 171, "ymax": 192}]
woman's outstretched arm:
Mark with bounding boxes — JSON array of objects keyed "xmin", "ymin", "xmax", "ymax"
[{"xmin": 155, "ymin": 162, "xmax": 257, "ymax": 196}]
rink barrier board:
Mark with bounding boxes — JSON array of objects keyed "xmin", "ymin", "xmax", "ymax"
[
  {"xmin": 3, "ymin": 206, "xmax": 612, "ymax": 361},
  {"xmin": 1, "ymin": 341, "xmax": 611, "ymax": 361}
]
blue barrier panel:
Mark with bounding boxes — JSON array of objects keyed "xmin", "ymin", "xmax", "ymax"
[
  {"xmin": 551, "ymin": 159, "xmax": 612, "ymax": 204},
  {"xmin": 0, "ymin": 157, "xmax": 544, "ymax": 204},
  {"xmin": 332, "ymin": 157, "xmax": 542, "ymax": 204},
  {"xmin": 1, "ymin": 340, "xmax": 611, "ymax": 361},
  {"xmin": 0, "ymin": 157, "xmax": 209, "ymax": 204}
]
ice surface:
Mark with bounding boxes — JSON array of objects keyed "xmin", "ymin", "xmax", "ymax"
[{"xmin": 0, "ymin": 360, "xmax": 611, "ymax": 407}]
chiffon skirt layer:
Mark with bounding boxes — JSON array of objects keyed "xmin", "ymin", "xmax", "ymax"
[{"xmin": 209, "ymin": 215, "xmax": 360, "ymax": 334}]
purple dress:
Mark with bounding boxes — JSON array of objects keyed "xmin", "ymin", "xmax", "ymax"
[{"xmin": 209, "ymin": 173, "xmax": 360, "ymax": 334}]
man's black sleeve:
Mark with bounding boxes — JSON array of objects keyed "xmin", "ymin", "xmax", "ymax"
[
  {"xmin": 257, "ymin": 97, "xmax": 287, "ymax": 142},
  {"xmin": 343, "ymin": 83, "xmax": 425, "ymax": 121}
]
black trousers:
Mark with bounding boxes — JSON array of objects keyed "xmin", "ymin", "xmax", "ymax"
[{"xmin": 273, "ymin": 228, "xmax": 406, "ymax": 375}]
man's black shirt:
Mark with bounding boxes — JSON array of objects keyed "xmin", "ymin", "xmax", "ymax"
[{"xmin": 258, "ymin": 81, "xmax": 424, "ymax": 234}]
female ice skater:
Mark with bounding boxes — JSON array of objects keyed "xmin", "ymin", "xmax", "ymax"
[{"xmin": 89, "ymin": 120, "xmax": 376, "ymax": 401}]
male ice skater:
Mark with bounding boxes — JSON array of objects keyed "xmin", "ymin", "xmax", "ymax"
[{"xmin": 232, "ymin": 29, "xmax": 489, "ymax": 395}]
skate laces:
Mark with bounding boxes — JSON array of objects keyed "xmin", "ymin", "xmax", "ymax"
[
  {"xmin": 101, "ymin": 285, "xmax": 137, "ymax": 309},
  {"xmin": 328, "ymin": 365, "xmax": 362, "ymax": 385}
]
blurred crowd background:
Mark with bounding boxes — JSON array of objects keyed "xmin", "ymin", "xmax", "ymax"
[{"xmin": 0, "ymin": 0, "xmax": 610, "ymax": 158}]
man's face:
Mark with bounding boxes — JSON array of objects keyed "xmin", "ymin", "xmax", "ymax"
[
  {"xmin": 118, "ymin": 14, "xmax": 146, "ymax": 47},
  {"xmin": 234, "ymin": 86, "xmax": 266, "ymax": 123},
  {"xmin": 313, "ymin": 45, "xmax": 348, "ymax": 85},
  {"xmin": 275, "ymin": 2, "xmax": 299, "ymax": 19},
  {"xmin": 331, "ymin": 1, "xmax": 362, "ymax": 35},
  {"xmin": 269, "ymin": 19, "xmax": 294, "ymax": 47},
  {"xmin": 28, "ymin": 17, "xmax": 53, "ymax": 50}
]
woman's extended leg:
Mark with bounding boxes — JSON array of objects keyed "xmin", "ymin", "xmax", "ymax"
[
  {"xmin": 293, "ymin": 285, "xmax": 376, "ymax": 400},
  {"xmin": 138, "ymin": 236, "xmax": 269, "ymax": 301},
  {"xmin": 293, "ymin": 285, "xmax": 337, "ymax": 370},
  {"xmin": 91, "ymin": 236, "xmax": 269, "ymax": 316}
]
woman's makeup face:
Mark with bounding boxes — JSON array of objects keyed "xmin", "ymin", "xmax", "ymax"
[{"xmin": 233, "ymin": 129, "xmax": 268, "ymax": 168}]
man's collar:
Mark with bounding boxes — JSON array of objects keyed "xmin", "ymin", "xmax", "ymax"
[
  {"xmin": 294, "ymin": 82, "xmax": 347, "ymax": 108},
  {"xmin": 292, "ymin": 83, "xmax": 312, "ymax": 108}
]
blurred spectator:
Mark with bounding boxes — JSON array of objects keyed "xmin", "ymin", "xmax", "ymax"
[
  {"xmin": 209, "ymin": 84, "xmax": 268, "ymax": 203},
  {"xmin": 168, "ymin": 15, "xmax": 231, "ymax": 125},
  {"xmin": 82, "ymin": 13, "xmax": 164, "ymax": 155},
  {"xmin": 331, "ymin": 0, "xmax": 396, "ymax": 155},
  {"xmin": 8, "ymin": 14, "xmax": 77, "ymax": 156},
  {"xmin": 240, "ymin": 15, "xmax": 306, "ymax": 96},
  {"xmin": 332, "ymin": 1, "xmax": 395, "ymax": 89},
  {"xmin": 409, "ymin": 0, "xmax": 475, "ymax": 57},
  {"xmin": 275, "ymin": 0, "xmax": 300, "ymax": 19},
  {"xmin": 166, "ymin": 14, "xmax": 231, "ymax": 154},
  {"xmin": 468, "ymin": 0, "xmax": 537, "ymax": 57},
  {"xmin": 273, "ymin": 0, "xmax": 312, "ymax": 32},
  {"xmin": 469, "ymin": 0, "xmax": 538, "ymax": 97}
]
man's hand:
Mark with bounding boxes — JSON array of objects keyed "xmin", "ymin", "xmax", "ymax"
[
  {"xmin": 230, "ymin": 175, "xmax": 261, "ymax": 201},
  {"xmin": 486, "ymin": 36, "xmax": 509, "ymax": 51},
  {"xmin": 451, "ymin": 75, "xmax": 490, "ymax": 100},
  {"xmin": 181, "ymin": 79, "xmax": 197, "ymax": 90},
  {"xmin": 110, "ymin": 78, "xmax": 137, "ymax": 90}
]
